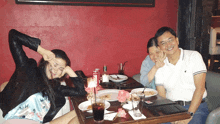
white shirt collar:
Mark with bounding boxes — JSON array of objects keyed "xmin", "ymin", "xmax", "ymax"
[{"xmin": 164, "ymin": 48, "xmax": 184, "ymax": 65}]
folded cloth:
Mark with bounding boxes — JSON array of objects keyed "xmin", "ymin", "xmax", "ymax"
[
  {"xmin": 104, "ymin": 112, "xmax": 117, "ymax": 121},
  {"xmin": 128, "ymin": 110, "xmax": 146, "ymax": 120}
]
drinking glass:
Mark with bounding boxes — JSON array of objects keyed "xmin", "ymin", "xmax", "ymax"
[
  {"xmin": 91, "ymin": 98, "xmax": 105, "ymax": 123},
  {"xmin": 131, "ymin": 93, "xmax": 142, "ymax": 117},
  {"xmin": 118, "ymin": 63, "xmax": 124, "ymax": 75}
]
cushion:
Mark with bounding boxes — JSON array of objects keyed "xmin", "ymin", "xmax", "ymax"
[{"xmin": 205, "ymin": 71, "xmax": 220, "ymax": 112}]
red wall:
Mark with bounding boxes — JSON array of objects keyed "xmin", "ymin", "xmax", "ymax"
[{"xmin": 0, "ymin": 0, "xmax": 178, "ymax": 84}]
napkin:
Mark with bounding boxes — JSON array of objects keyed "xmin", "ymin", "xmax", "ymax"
[
  {"xmin": 128, "ymin": 110, "xmax": 146, "ymax": 120},
  {"xmin": 105, "ymin": 110, "xmax": 114, "ymax": 114},
  {"xmin": 122, "ymin": 103, "xmax": 132, "ymax": 110},
  {"xmin": 104, "ymin": 112, "xmax": 117, "ymax": 121}
]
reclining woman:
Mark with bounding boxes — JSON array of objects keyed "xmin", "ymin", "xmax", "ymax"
[{"xmin": 0, "ymin": 29, "xmax": 87, "ymax": 124}]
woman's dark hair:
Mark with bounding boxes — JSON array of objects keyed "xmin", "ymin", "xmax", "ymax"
[
  {"xmin": 38, "ymin": 49, "xmax": 71, "ymax": 109},
  {"xmin": 155, "ymin": 27, "xmax": 177, "ymax": 40},
  {"xmin": 147, "ymin": 37, "xmax": 158, "ymax": 53},
  {"xmin": 51, "ymin": 49, "xmax": 71, "ymax": 67}
]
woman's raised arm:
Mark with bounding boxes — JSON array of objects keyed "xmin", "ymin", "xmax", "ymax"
[{"xmin": 8, "ymin": 29, "xmax": 41, "ymax": 67}]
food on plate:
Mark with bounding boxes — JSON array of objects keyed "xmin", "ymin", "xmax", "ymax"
[
  {"xmin": 87, "ymin": 93, "xmax": 94, "ymax": 101},
  {"xmin": 144, "ymin": 91, "xmax": 156, "ymax": 96},
  {"xmin": 99, "ymin": 94, "xmax": 112, "ymax": 100},
  {"xmin": 87, "ymin": 105, "xmax": 92, "ymax": 110},
  {"xmin": 127, "ymin": 94, "xmax": 140, "ymax": 101},
  {"xmin": 136, "ymin": 90, "xmax": 156, "ymax": 96},
  {"xmin": 136, "ymin": 91, "xmax": 144, "ymax": 96}
]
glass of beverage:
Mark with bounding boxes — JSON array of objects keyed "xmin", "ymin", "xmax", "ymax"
[
  {"xmin": 131, "ymin": 92, "xmax": 142, "ymax": 117},
  {"xmin": 91, "ymin": 98, "xmax": 105, "ymax": 123},
  {"xmin": 118, "ymin": 63, "xmax": 124, "ymax": 75}
]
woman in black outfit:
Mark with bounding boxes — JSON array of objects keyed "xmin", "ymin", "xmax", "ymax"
[{"xmin": 0, "ymin": 29, "xmax": 87, "ymax": 124}]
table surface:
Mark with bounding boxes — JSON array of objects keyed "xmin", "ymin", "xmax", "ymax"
[{"xmin": 70, "ymin": 77, "xmax": 191, "ymax": 124}]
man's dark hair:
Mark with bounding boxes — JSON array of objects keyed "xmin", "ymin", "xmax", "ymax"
[{"xmin": 155, "ymin": 27, "xmax": 177, "ymax": 39}]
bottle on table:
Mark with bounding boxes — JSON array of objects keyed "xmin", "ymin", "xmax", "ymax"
[
  {"xmin": 95, "ymin": 68, "xmax": 100, "ymax": 85},
  {"xmin": 93, "ymin": 68, "xmax": 100, "ymax": 86},
  {"xmin": 102, "ymin": 65, "xmax": 109, "ymax": 83}
]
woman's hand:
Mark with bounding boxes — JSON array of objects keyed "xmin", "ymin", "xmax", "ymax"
[
  {"xmin": 155, "ymin": 60, "xmax": 165, "ymax": 69},
  {"xmin": 61, "ymin": 66, "xmax": 77, "ymax": 77},
  {"xmin": 155, "ymin": 52, "xmax": 166, "ymax": 69},
  {"xmin": 42, "ymin": 50, "xmax": 55, "ymax": 62},
  {"xmin": 160, "ymin": 52, "xmax": 166, "ymax": 61},
  {"xmin": 37, "ymin": 46, "xmax": 55, "ymax": 61}
]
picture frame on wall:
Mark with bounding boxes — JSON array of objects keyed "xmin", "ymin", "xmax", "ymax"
[{"xmin": 15, "ymin": 0, "xmax": 155, "ymax": 7}]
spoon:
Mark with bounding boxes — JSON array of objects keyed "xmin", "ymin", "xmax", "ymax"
[
  {"xmin": 116, "ymin": 75, "xmax": 120, "ymax": 79},
  {"xmin": 142, "ymin": 86, "xmax": 146, "ymax": 94},
  {"xmin": 141, "ymin": 87, "xmax": 146, "ymax": 101}
]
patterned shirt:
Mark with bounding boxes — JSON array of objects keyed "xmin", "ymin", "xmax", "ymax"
[{"xmin": 4, "ymin": 92, "xmax": 50, "ymax": 123}]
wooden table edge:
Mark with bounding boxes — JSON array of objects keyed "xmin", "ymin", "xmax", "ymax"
[
  {"xmin": 70, "ymin": 97, "xmax": 85, "ymax": 124},
  {"xmin": 112, "ymin": 112, "xmax": 191, "ymax": 124},
  {"xmin": 70, "ymin": 96, "xmax": 191, "ymax": 124}
]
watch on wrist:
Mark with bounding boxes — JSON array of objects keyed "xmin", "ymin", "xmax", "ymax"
[{"xmin": 190, "ymin": 112, "xmax": 194, "ymax": 117}]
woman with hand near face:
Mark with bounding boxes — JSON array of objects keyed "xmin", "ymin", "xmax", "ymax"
[
  {"xmin": 0, "ymin": 29, "xmax": 87, "ymax": 124},
  {"xmin": 140, "ymin": 37, "xmax": 166, "ymax": 89}
]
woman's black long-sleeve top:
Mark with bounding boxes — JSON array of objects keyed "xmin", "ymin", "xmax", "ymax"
[{"xmin": 0, "ymin": 29, "xmax": 87, "ymax": 123}]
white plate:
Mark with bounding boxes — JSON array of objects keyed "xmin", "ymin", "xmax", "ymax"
[
  {"xmin": 130, "ymin": 88, "xmax": 158, "ymax": 98},
  {"xmin": 78, "ymin": 100, "xmax": 110, "ymax": 113},
  {"xmin": 109, "ymin": 74, "xmax": 128, "ymax": 82},
  {"xmin": 96, "ymin": 89, "xmax": 120, "ymax": 102}
]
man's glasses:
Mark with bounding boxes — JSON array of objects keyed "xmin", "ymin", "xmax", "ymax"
[{"xmin": 159, "ymin": 38, "xmax": 174, "ymax": 46}]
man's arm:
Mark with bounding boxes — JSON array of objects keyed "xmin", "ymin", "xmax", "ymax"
[
  {"xmin": 174, "ymin": 73, "xmax": 206, "ymax": 124},
  {"xmin": 156, "ymin": 85, "xmax": 166, "ymax": 98},
  {"xmin": 188, "ymin": 73, "xmax": 206, "ymax": 113}
]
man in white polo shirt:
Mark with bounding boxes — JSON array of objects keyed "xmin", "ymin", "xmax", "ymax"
[{"xmin": 155, "ymin": 27, "xmax": 209, "ymax": 124}]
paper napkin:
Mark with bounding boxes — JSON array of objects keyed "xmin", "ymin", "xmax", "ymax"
[
  {"xmin": 128, "ymin": 110, "xmax": 146, "ymax": 120},
  {"xmin": 104, "ymin": 112, "xmax": 117, "ymax": 121},
  {"xmin": 122, "ymin": 103, "xmax": 132, "ymax": 110}
]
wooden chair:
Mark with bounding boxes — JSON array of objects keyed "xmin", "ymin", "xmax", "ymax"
[{"xmin": 209, "ymin": 27, "xmax": 220, "ymax": 70}]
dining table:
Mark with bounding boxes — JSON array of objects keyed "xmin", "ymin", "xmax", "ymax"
[{"xmin": 70, "ymin": 76, "xmax": 191, "ymax": 124}]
